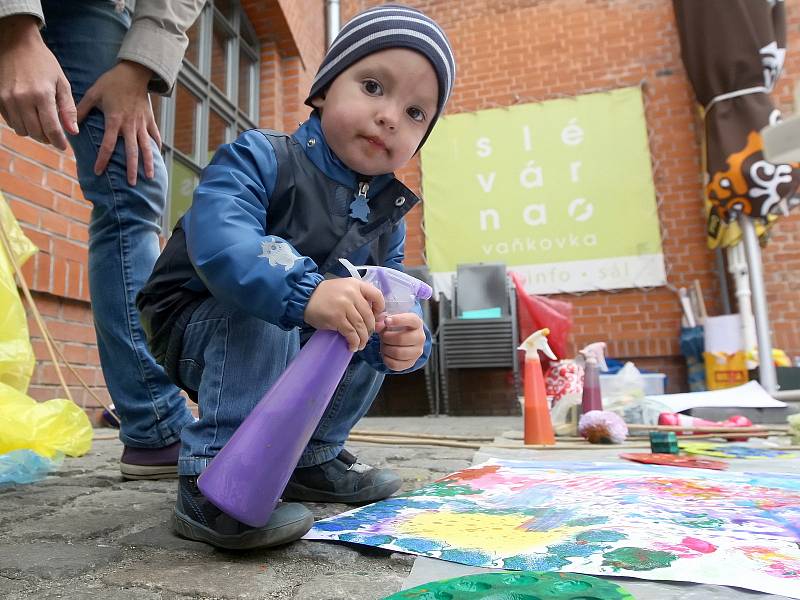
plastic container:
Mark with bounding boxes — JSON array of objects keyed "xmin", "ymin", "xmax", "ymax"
[{"xmin": 600, "ymin": 372, "xmax": 666, "ymax": 396}]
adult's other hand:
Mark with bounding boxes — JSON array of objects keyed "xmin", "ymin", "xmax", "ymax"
[{"xmin": 0, "ymin": 15, "xmax": 79, "ymax": 151}]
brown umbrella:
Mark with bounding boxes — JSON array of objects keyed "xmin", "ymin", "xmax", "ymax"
[
  {"xmin": 673, "ymin": 0, "xmax": 800, "ymax": 395},
  {"xmin": 674, "ymin": 0, "xmax": 800, "ymax": 249}
]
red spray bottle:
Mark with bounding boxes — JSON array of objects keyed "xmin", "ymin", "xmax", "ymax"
[{"xmin": 518, "ymin": 328, "xmax": 557, "ymax": 445}]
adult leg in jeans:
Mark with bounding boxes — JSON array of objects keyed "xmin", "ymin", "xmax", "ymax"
[{"xmin": 39, "ymin": 1, "xmax": 193, "ymax": 455}]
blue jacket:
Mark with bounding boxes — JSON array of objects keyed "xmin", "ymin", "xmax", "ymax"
[{"xmin": 137, "ymin": 114, "xmax": 431, "ymax": 375}]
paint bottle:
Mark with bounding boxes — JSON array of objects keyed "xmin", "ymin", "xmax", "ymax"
[
  {"xmin": 518, "ymin": 328, "xmax": 557, "ymax": 445},
  {"xmin": 580, "ymin": 342, "xmax": 607, "ymax": 414},
  {"xmin": 197, "ymin": 259, "xmax": 432, "ymax": 527}
]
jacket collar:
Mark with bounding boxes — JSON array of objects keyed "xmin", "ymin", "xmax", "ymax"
[{"xmin": 292, "ymin": 113, "xmax": 393, "ymax": 193}]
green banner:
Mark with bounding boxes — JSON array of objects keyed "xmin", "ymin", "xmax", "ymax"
[{"xmin": 421, "ymin": 87, "xmax": 665, "ymax": 294}]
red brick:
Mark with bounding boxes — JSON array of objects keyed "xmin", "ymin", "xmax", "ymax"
[
  {"xmin": 1, "ymin": 129, "xmax": 62, "ymax": 169},
  {"xmin": 39, "ymin": 210, "xmax": 70, "ymax": 238},
  {"xmin": 52, "ymin": 238, "xmax": 88, "ymax": 264},
  {"xmin": 7, "ymin": 198, "xmax": 41, "ymax": 228},
  {"xmin": 46, "ymin": 171, "xmax": 74, "ymax": 196},
  {"xmin": 0, "ymin": 171, "xmax": 56, "ymax": 208},
  {"xmin": 11, "ymin": 156, "xmax": 45, "ymax": 185}
]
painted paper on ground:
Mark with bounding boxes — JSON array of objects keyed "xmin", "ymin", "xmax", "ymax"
[{"xmin": 305, "ymin": 460, "xmax": 800, "ymax": 597}]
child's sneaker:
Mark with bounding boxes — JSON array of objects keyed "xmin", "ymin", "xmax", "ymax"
[
  {"xmin": 172, "ymin": 475, "xmax": 314, "ymax": 550},
  {"xmin": 283, "ymin": 449, "xmax": 401, "ymax": 504},
  {"xmin": 120, "ymin": 441, "xmax": 180, "ymax": 480}
]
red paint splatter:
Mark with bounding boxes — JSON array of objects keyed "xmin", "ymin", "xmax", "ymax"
[{"xmin": 681, "ymin": 537, "xmax": 717, "ymax": 553}]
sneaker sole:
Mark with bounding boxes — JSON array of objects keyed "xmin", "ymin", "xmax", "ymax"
[
  {"xmin": 282, "ymin": 477, "xmax": 402, "ymax": 504},
  {"xmin": 171, "ymin": 508, "xmax": 314, "ymax": 550},
  {"xmin": 120, "ymin": 463, "xmax": 178, "ymax": 480}
]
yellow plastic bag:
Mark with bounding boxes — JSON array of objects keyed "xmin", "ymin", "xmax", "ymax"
[
  {"xmin": 0, "ymin": 381, "xmax": 92, "ymax": 457},
  {"xmin": 0, "ymin": 192, "xmax": 38, "ymax": 393}
]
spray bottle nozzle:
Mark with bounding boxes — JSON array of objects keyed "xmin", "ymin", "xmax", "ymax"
[
  {"xmin": 518, "ymin": 328, "xmax": 557, "ymax": 360},
  {"xmin": 339, "ymin": 258, "xmax": 432, "ymax": 316},
  {"xmin": 580, "ymin": 342, "xmax": 609, "ymax": 372}
]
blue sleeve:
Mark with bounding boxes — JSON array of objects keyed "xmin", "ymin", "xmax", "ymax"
[
  {"xmin": 183, "ymin": 130, "xmax": 323, "ymax": 329},
  {"xmin": 357, "ymin": 220, "xmax": 432, "ymax": 374}
]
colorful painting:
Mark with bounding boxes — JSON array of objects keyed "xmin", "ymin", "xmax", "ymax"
[
  {"xmin": 305, "ymin": 460, "xmax": 800, "ymax": 597},
  {"xmin": 681, "ymin": 442, "xmax": 797, "ymax": 460}
]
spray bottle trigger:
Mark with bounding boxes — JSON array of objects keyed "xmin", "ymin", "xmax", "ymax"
[
  {"xmin": 518, "ymin": 328, "xmax": 557, "ymax": 360},
  {"xmin": 339, "ymin": 258, "xmax": 362, "ymax": 280}
]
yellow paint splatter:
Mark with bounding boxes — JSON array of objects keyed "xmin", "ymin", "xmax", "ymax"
[{"xmin": 397, "ymin": 511, "xmax": 575, "ymax": 555}]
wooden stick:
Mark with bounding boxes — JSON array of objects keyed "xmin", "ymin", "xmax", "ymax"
[
  {"xmin": 347, "ymin": 434, "xmax": 652, "ymax": 450},
  {"xmin": 0, "ymin": 221, "xmax": 72, "ymax": 402},
  {"xmin": 0, "ymin": 219, "xmax": 120, "ymax": 425},
  {"xmin": 42, "ymin": 332, "xmax": 120, "ymax": 426},
  {"xmin": 693, "ymin": 279, "xmax": 708, "ymax": 324},
  {"xmin": 351, "ymin": 429, "xmax": 496, "ymax": 442}
]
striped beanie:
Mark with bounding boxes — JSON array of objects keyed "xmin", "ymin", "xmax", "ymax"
[{"xmin": 305, "ymin": 4, "xmax": 456, "ymax": 147}]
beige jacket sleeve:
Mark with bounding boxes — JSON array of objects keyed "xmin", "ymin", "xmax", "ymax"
[
  {"xmin": 0, "ymin": 0, "xmax": 43, "ymax": 23},
  {"xmin": 119, "ymin": 0, "xmax": 206, "ymax": 95},
  {"xmin": 0, "ymin": 0, "xmax": 205, "ymax": 95}
]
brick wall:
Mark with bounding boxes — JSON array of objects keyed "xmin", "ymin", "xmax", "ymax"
[
  {"xmin": 1, "ymin": 1, "xmax": 799, "ymax": 420},
  {"xmin": 341, "ymin": 0, "xmax": 800, "ymax": 414}
]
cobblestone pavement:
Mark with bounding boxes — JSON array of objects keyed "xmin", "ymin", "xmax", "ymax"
[
  {"xmin": 2, "ymin": 415, "xmax": 795, "ymax": 599},
  {"xmin": 0, "ymin": 417, "xmax": 514, "ymax": 599}
]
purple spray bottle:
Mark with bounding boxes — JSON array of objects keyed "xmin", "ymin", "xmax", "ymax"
[{"xmin": 197, "ymin": 259, "xmax": 432, "ymax": 527}]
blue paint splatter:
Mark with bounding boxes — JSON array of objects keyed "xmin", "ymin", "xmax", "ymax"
[
  {"xmin": 339, "ymin": 533, "xmax": 396, "ymax": 546},
  {"xmin": 503, "ymin": 553, "xmax": 569, "ymax": 571},
  {"xmin": 565, "ymin": 516, "xmax": 608, "ymax": 527},
  {"xmin": 576, "ymin": 529, "xmax": 628, "ymax": 543},
  {"xmin": 394, "ymin": 537, "xmax": 443, "ymax": 553},
  {"xmin": 439, "ymin": 548, "xmax": 492, "ymax": 566},
  {"xmin": 547, "ymin": 541, "xmax": 602, "ymax": 559}
]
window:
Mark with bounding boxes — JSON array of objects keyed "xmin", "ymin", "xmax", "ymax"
[{"xmin": 152, "ymin": 0, "xmax": 259, "ymax": 230}]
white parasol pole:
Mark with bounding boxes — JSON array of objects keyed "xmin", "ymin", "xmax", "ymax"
[
  {"xmin": 726, "ymin": 243, "xmax": 758, "ymax": 367},
  {"xmin": 738, "ymin": 214, "xmax": 777, "ymax": 394}
]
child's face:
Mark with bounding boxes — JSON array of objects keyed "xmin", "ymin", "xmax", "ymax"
[{"xmin": 311, "ymin": 48, "xmax": 438, "ymax": 176}]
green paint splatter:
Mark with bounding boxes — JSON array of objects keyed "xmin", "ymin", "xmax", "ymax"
[
  {"xmin": 406, "ymin": 482, "xmax": 479, "ymax": 497},
  {"xmin": 576, "ymin": 529, "xmax": 628, "ymax": 543},
  {"xmin": 384, "ymin": 572, "xmax": 635, "ymax": 600},
  {"xmin": 671, "ymin": 514, "xmax": 725, "ymax": 529},
  {"xmin": 602, "ymin": 546, "xmax": 677, "ymax": 571}
]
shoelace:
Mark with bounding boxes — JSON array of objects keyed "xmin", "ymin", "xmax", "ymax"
[{"xmin": 345, "ymin": 461, "xmax": 373, "ymax": 473}]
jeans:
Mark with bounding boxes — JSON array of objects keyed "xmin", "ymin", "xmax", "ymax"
[
  {"xmin": 40, "ymin": 0, "xmax": 193, "ymax": 447},
  {"xmin": 175, "ymin": 297, "xmax": 385, "ymax": 476}
]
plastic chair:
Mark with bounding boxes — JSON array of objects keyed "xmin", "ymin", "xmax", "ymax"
[{"xmin": 436, "ymin": 263, "xmax": 520, "ymax": 414}]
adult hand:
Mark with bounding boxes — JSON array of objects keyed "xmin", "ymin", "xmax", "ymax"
[
  {"xmin": 378, "ymin": 312, "xmax": 425, "ymax": 371},
  {"xmin": 304, "ymin": 278, "xmax": 385, "ymax": 352},
  {"xmin": 0, "ymin": 15, "xmax": 79, "ymax": 150},
  {"xmin": 76, "ymin": 60, "xmax": 161, "ymax": 186}
]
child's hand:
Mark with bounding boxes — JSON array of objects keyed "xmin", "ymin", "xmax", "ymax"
[
  {"xmin": 304, "ymin": 278, "xmax": 385, "ymax": 352},
  {"xmin": 377, "ymin": 313, "xmax": 425, "ymax": 371}
]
